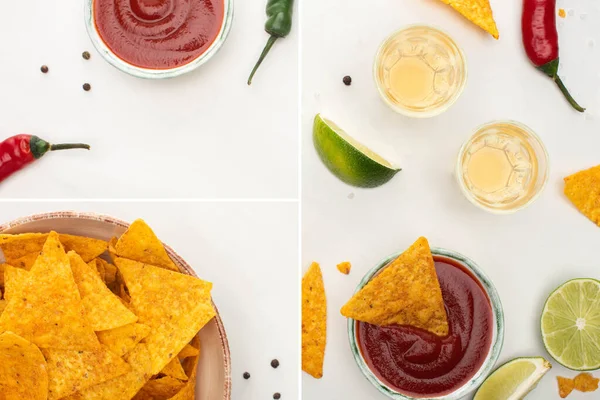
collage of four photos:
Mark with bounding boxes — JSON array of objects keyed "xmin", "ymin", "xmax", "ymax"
[{"xmin": 0, "ymin": 0, "xmax": 599, "ymax": 399}]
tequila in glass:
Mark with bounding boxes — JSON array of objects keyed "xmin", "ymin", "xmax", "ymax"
[
  {"xmin": 456, "ymin": 121, "xmax": 549, "ymax": 214},
  {"xmin": 374, "ymin": 25, "xmax": 467, "ymax": 118}
]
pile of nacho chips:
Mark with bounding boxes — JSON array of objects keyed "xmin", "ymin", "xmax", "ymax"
[{"xmin": 0, "ymin": 219, "xmax": 213, "ymax": 400}]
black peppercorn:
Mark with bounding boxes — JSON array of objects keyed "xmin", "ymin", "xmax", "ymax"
[
  {"xmin": 343, "ymin": 75, "xmax": 352, "ymax": 86},
  {"xmin": 40, "ymin": 65, "xmax": 49, "ymax": 73},
  {"xmin": 271, "ymin": 359, "xmax": 279, "ymax": 369},
  {"xmin": 83, "ymin": 83, "xmax": 91, "ymax": 91},
  {"xmin": 82, "ymin": 51, "xmax": 91, "ymax": 60},
  {"xmin": 243, "ymin": 372, "xmax": 250, "ymax": 379},
  {"xmin": 273, "ymin": 393, "xmax": 281, "ymax": 399}
]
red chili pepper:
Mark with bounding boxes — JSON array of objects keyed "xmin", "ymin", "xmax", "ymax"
[
  {"xmin": 0, "ymin": 135, "xmax": 90, "ymax": 183},
  {"xmin": 522, "ymin": 0, "xmax": 584, "ymax": 112}
]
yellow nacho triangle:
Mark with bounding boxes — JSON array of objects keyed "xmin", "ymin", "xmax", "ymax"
[
  {"xmin": 565, "ymin": 165, "xmax": 600, "ymax": 226},
  {"xmin": 115, "ymin": 219, "xmax": 179, "ymax": 271},
  {"xmin": 3, "ymin": 264, "xmax": 30, "ymax": 302},
  {"xmin": 160, "ymin": 357, "xmax": 189, "ymax": 381},
  {"xmin": 341, "ymin": 237, "xmax": 449, "ymax": 336},
  {"xmin": 302, "ymin": 262, "xmax": 327, "ymax": 379},
  {"xmin": 43, "ymin": 345, "xmax": 131, "ymax": 400},
  {"xmin": 0, "ymin": 332, "xmax": 48, "ymax": 400},
  {"xmin": 114, "ymin": 257, "xmax": 215, "ymax": 374},
  {"xmin": 69, "ymin": 252, "xmax": 138, "ymax": 331},
  {"xmin": 0, "ymin": 233, "xmax": 107, "ymax": 263},
  {"xmin": 439, "ymin": 0, "xmax": 499, "ymax": 39},
  {"xmin": 66, "ymin": 343, "xmax": 153, "ymax": 400},
  {"xmin": 96, "ymin": 323, "xmax": 152, "ymax": 358},
  {"xmin": 0, "ymin": 232, "xmax": 99, "ymax": 350}
]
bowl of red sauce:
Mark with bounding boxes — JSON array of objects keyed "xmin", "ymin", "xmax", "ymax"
[
  {"xmin": 84, "ymin": 0, "xmax": 233, "ymax": 79},
  {"xmin": 348, "ymin": 247, "xmax": 504, "ymax": 399}
]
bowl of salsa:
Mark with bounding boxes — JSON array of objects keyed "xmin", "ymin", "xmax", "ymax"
[
  {"xmin": 348, "ymin": 247, "xmax": 504, "ymax": 399},
  {"xmin": 84, "ymin": 0, "xmax": 233, "ymax": 79}
]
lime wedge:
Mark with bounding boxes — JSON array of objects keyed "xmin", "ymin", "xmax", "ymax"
[
  {"xmin": 541, "ymin": 278, "xmax": 600, "ymax": 370},
  {"xmin": 474, "ymin": 357, "xmax": 551, "ymax": 400},
  {"xmin": 313, "ymin": 114, "xmax": 400, "ymax": 188}
]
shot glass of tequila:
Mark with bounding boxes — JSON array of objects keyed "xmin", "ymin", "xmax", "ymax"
[
  {"xmin": 456, "ymin": 121, "xmax": 549, "ymax": 214},
  {"xmin": 374, "ymin": 25, "xmax": 467, "ymax": 118}
]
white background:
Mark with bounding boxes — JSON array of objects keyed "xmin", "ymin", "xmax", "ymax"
[
  {"xmin": 0, "ymin": 202, "xmax": 299, "ymax": 400},
  {"xmin": 0, "ymin": 0, "xmax": 298, "ymax": 199},
  {"xmin": 302, "ymin": 0, "xmax": 600, "ymax": 399}
]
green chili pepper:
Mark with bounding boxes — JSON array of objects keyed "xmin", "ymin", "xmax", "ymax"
[{"xmin": 247, "ymin": 0, "xmax": 295, "ymax": 85}]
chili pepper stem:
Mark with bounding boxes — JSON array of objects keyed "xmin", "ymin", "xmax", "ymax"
[
  {"xmin": 553, "ymin": 76, "xmax": 585, "ymax": 113},
  {"xmin": 50, "ymin": 143, "xmax": 91, "ymax": 151},
  {"xmin": 248, "ymin": 36, "xmax": 279, "ymax": 85}
]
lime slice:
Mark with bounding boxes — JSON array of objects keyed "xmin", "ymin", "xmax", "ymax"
[
  {"xmin": 313, "ymin": 114, "xmax": 400, "ymax": 188},
  {"xmin": 541, "ymin": 278, "xmax": 600, "ymax": 370},
  {"xmin": 474, "ymin": 357, "xmax": 551, "ymax": 400}
]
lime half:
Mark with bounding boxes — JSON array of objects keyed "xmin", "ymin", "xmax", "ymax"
[
  {"xmin": 474, "ymin": 357, "xmax": 551, "ymax": 400},
  {"xmin": 541, "ymin": 278, "xmax": 600, "ymax": 370},
  {"xmin": 313, "ymin": 114, "xmax": 400, "ymax": 188}
]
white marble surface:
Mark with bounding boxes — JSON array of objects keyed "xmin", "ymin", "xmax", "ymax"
[
  {"xmin": 302, "ymin": 0, "xmax": 600, "ymax": 399},
  {"xmin": 0, "ymin": 202, "xmax": 299, "ymax": 400},
  {"xmin": 0, "ymin": 0, "xmax": 298, "ymax": 199}
]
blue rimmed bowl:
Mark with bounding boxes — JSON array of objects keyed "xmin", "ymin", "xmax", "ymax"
[{"xmin": 347, "ymin": 247, "xmax": 504, "ymax": 400}]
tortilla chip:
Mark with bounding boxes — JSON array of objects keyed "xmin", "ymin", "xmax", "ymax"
[
  {"xmin": 133, "ymin": 376, "xmax": 186, "ymax": 400},
  {"xmin": 0, "ymin": 233, "xmax": 106, "ymax": 263},
  {"xmin": 68, "ymin": 343, "xmax": 153, "ymax": 400},
  {"xmin": 114, "ymin": 257, "xmax": 215, "ymax": 374},
  {"xmin": 341, "ymin": 237, "xmax": 449, "ymax": 336},
  {"xmin": 574, "ymin": 372, "xmax": 599, "ymax": 392},
  {"xmin": 336, "ymin": 261, "xmax": 351, "ymax": 275},
  {"xmin": 43, "ymin": 345, "xmax": 131, "ymax": 400},
  {"xmin": 59, "ymin": 234, "xmax": 108, "ymax": 262},
  {"xmin": 0, "ymin": 233, "xmax": 47, "ymax": 259},
  {"xmin": 439, "ymin": 0, "xmax": 499, "ymax": 39},
  {"xmin": 564, "ymin": 165, "xmax": 600, "ymax": 226},
  {"xmin": 0, "ymin": 232, "xmax": 99, "ymax": 350},
  {"xmin": 302, "ymin": 262, "xmax": 327, "ymax": 379},
  {"xmin": 3, "ymin": 264, "xmax": 30, "ymax": 302},
  {"xmin": 178, "ymin": 344, "xmax": 199, "ymax": 361},
  {"xmin": 0, "ymin": 262, "xmax": 6, "ymax": 288},
  {"xmin": 69, "ymin": 252, "xmax": 137, "ymax": 331},
  {"xmin": 108, "ymin": 237, "xmax": 118, "ymax": 260},
  {"xmin": 5, "ymin": 252, "xmax": 40, "ymax": 270},
  {"xmin": 181, "ymin": 335, "xmax": 200, "ymax": 378},
  {"xmin": 96, "ymin": 323, "xmax": 152, "ymax": 358},
  {"xmin": 0, "ymin": 331, "xmax": 48, "ymax": 400},
  {"xmin": 0, "ymin": 300, "xmax": 6, "ymax": 315},
  {"xmin": 160, "ymin": 357, "xmax": 188, "ymax": 381},
  {"xmin": 558, "ymin": 376, "xmax": 574, "ymax": 398},
  {"xmin": 103, "ymin": 261, "xmax": 117, "ymax": 285},
  {"xmin": 115, "ymin": 220, "xmax": 178, "ymax": 271},
  {"xmin": 170, "ymin": 354, "xmax": 198, "ymax": 400},
  {"xmin": 89, "ymin": 259, "xmax": 106, "ymax": 280}
]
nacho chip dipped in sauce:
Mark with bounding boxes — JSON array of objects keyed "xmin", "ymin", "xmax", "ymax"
[
  {"xmin": 341, "ymin": 237, "xmax": 449, "ymax": 336},
  {"xmin": 345, "ymin": 239, "xmax": 494, "ymax": 398}
]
